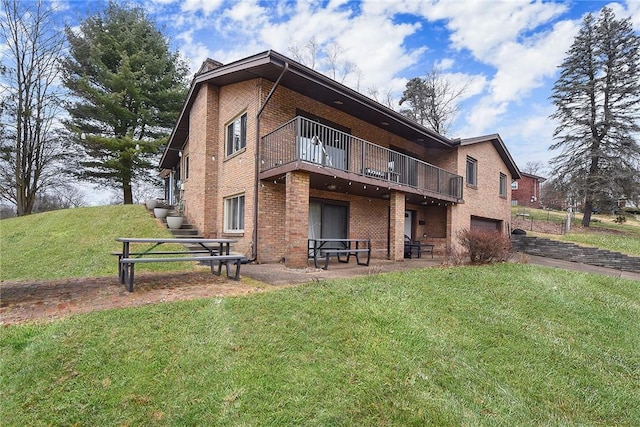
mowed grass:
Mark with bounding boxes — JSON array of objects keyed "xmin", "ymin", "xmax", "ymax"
[
  {"xmin": 1, "ymin": 205, "xmax": 193, "ymax": 280},
  {"xmin": 2, "ymin": 263, "xmax": 639, "ymax": 426}
]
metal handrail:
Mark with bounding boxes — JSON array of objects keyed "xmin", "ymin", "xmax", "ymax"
[{"xmin": 261, "ymin": 116, "xmax": 463, "ymax": 199}]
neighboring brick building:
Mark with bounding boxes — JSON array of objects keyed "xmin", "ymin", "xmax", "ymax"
[
  {"xmin": 160, "ymin": 50, "xmax": 521, "ymax": 268},
  {"xmin": 511, "ymin": 173, "xmax": 546, "ymax": 208}
]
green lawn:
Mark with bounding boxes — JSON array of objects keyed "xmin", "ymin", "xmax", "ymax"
[
  {"xmin": 2, "ymin": 263, "xmax": 639, "ymax": 426},
  {"xmin": 1, "ymin": 205, "xmax": 193, "ymax": 280},
  {"xmin": 512, "ymin": 207, "xmax": 640, "ymax": 256}
]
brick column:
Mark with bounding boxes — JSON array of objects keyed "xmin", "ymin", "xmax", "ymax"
[
  {"xmin": 285, "ymin": 171, "xmax": 310, "ymax": 268},
  {"xmin": 389, "ymin": 190, "xmax": 405, "ymax": 261}
]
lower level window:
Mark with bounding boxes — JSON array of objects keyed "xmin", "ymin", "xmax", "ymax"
[{"xmin": 224, "ymin": 194, "xmax": 245, "ymax": 232}]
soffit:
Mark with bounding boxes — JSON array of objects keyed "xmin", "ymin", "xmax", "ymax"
[{"xmin": 161, "ymin": 50, "xmax": 452, "ymax": 169}]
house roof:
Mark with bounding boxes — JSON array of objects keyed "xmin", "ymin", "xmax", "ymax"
[
  {"xmin": 161, "ymin": 50, "xmax": 455, "ymax": 168},
  {"xmin": 160, "ymin": 50, "xmax": 521, "ymax": 179},
  {"xmin": 519, "ymin": 172, "xmax": 547, "ymax": 182},
  {"xmin": 457, "ymin": 134, "xmax": 522, "ymax": 179}
]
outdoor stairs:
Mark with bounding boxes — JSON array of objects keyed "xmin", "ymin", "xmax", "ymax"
[
  {"xmin": 146, "ymin": 207, "xmax": 218, "ymax": 254},
  {"xmin": 511, "ymin": 234, "xmax": 640, "ymax": 274}
]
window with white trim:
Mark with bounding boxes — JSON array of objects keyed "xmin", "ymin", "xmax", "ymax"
[
  {"xmin": 499, "ymin": 173, "xmax": 507, "ymax": 198},
  {"xmin": 224, "ymin": 194, "xmax": 245, "ymax": 232},
  {"xmin": 466, "ymin": 156, "xmax": 477, "ymax": 187},
  {"xmin": 226, "ymin": 113, "xmax": 247, "ymax": 156},
  {"xmin": 511, "ymin": 180, "xmax": 518, "ymax": 190}
]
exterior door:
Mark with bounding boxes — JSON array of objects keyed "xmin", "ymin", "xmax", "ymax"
[
  {"xmin": 404, "ymin": 210, "xmax": 414, "ymax": 238},
  {"xmin": 309, "ymin": 200, "xmax": 348, "ymax": 252}
]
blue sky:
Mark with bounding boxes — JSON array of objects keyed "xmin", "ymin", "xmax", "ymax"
[{"xmin": 59, "ymin": 0, "xmax": 639, "ymax": 177}]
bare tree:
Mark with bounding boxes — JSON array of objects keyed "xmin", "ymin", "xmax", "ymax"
[
  {"xmin": 399, "ymin": 67, "xmax": 469, "ymax": 136},
  {"xmin": 522, "ymin": 161, "xmax": 546, "ymax": 176},
  {"xmin": 367, "ymin": 86, "xmax": 396, "ymax": 109},
  {"xmin": 0, "ymin": 0, "xmax": 68, "ymax": 216},
  {"xmin": 288, "ymin": 37, "xmax": 319, "ymax": 70},
  {"xmin": 288, "ymin": 38, "xmax": 361, "ymax": 86}
]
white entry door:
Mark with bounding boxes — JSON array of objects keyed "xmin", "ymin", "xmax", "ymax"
[{"xmin": 404, "ymin": 210, "xmax": 413, "ymax": 238}]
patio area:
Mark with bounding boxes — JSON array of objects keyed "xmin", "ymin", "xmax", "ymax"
[{"xmin": 0, "ymin": 257, "xmax": 444, "ymax": 325}]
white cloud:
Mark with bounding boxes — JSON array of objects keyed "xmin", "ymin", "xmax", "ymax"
[
  {"xmin": 138, "ymin": 0, "xmax": 637, "ymax": 167},
  {"xmin": 176, "ymin": 29, "xmax": 213, "ymax": 72},
  {"xmin": 181, "ymin": 0, "xmax": 224, "ymax": 15},
  {"xmin": 435, "ymin": 58, "xmax": 455, "ymax": 70}
]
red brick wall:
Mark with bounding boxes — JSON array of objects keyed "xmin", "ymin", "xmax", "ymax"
[
  {"xmin": 389, "ymin": 191, "xmax": 405, "ymax": 260},
  {"xmin": 450, "ymin": 142, "xmax": 513, "ymax": 247},
  {"xmin": 183, "ymin": 77, "xmax": 512, "ymax": 261},
  {"xmin": 512, "ymin": 176, "xmax": 541, "ymax": 207},
  {"xmin": 182, "ymin": 84, "xmax": 219, "ymax": 237},
  {"xmin": 285, "ymin": 171, "xmax": 310, "ymax": 267},
  {"xmin": 256, "ymin": 181, "xmax": 286, "ymax": 263}
]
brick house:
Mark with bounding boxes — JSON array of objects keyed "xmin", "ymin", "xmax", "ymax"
[
  {"xmin": 511, "ymin": 173, "xmax": 546, "ymax": 208},
  {"xmin": 160, "ymin": 50, "xmax": 521, "ymax": 268}
]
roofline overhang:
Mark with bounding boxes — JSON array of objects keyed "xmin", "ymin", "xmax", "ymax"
[
  {"xmin": 160, "ymin": 50, "xmax": 453, "ymax": 169},
  {"xmin": 457, "ymin": 133, "xmax": 522, "ymax": 179}
]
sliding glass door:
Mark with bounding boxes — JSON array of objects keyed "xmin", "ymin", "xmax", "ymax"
[{"xmin": 309, "ymin": 200, "xmax": 348, "ymax": 253}]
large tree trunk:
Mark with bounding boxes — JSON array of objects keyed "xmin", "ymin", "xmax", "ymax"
[
  {"xmin": 582, "ymin": 199, "xmax": 593, "ymax": 227},
  {"xmin": 123, "ymin": 178, "xmax": 133, "ymax": 204}
]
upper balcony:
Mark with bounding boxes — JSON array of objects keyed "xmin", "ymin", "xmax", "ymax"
[{"xmin": 260, "ymin": 116, "xmax": 463, "ymax": 203}]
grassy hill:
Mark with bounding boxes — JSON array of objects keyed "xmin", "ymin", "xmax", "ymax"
[{"xmin": 1, "ymin": 205, "xmax": 191, "ymax": 281}]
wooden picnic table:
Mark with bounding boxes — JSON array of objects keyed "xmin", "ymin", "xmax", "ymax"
[
  {"xmin": 115, "ymin": 237, "xmax": 242, "ymax": 291},
  {"xmin": 308, "ymin": 238, "xmax": 371, "ymax": 270}
]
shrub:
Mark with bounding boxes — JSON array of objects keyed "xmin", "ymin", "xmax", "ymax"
[
  {"xmin": 457, "ymin": 228, "xmax": 512, "ymax": 265},
  {"xmin": 444, "ymin": 245, "xmax": 466, "ymax": 266}
]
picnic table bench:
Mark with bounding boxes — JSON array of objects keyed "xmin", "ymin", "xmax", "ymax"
[
  {"xmin": 404, "ymin": 235, "xmax": 434, "ymax": 259},
  {"xmin": 115, "ymin": 237, "xmax": 244, "ymax": 292},
  {"xmin": 308, "ymin": 238, "xmax": 371, "ymax": 270}
]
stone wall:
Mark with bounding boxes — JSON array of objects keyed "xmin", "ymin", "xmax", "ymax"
[{"xmin": 511, "ymin": 235, "xmax": 640, "ymax": 273}]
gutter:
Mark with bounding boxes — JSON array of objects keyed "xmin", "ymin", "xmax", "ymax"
[{"xmin": 251, "ymin": 60, "xmax": 289, "ymax": 261}]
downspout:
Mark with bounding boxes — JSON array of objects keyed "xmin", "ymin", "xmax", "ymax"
[{"xmin": 252, "ymin": 61, "xmax": 289, "ymax": 261}]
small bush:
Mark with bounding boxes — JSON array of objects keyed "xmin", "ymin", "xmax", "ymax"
[
  {"xmin": 444, "ymin": 245, "xmax": 466, "ymax": 266},
  {"xmin": 457, "ymin": 228, "xmax": 512, "ymax": 265}
]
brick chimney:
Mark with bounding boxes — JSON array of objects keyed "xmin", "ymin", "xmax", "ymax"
[{"xmin": 197, "ymin": 58, "xmax": 223, "ymax": 75}]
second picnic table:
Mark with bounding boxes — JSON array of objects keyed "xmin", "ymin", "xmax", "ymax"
[{"xmin": 308, "ymin": 238, "xmax": 371, "ymax": 270}]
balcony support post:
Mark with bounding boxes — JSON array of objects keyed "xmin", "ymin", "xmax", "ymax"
[
  {"xmin": 389, "ymin": 190, "xmax": 405, "ymax": 261},
  {"xmin": 284, "ymin": 170, "xmax": 310, "ymax": 268}
]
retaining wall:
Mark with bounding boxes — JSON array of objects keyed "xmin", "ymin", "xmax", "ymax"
[{"xmin": 511, "ymin": 235, "xmax": 640, "ymax": 273}]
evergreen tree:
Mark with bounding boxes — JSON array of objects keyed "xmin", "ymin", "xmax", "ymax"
[
  {"xmin": 62, "ymin": 2, "xmax": 189, "ymax": 204},
  {"xmin": 550, "ymin": 7, "xmax": 640, "ymax": 226}
]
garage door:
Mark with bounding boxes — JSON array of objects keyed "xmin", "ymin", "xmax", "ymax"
[{"xmin": 470, "ymin": 216, "xmax": 501, "ymax": 232}]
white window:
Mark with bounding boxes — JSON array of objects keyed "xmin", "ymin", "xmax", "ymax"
[
  {"xmin": 466, "ymin": 156, "xmax": 477, "ymax": 187},
  {"xmin": 499, "ymin": 173, "xmax": 507, "ymax": 198},
  {"xmin": 224, "ymin": 194, "xmax": 245, "ymax": 232},
  {"xmin": 226, "ymin": 113, "xmax": 247, "ymax": 156}
]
